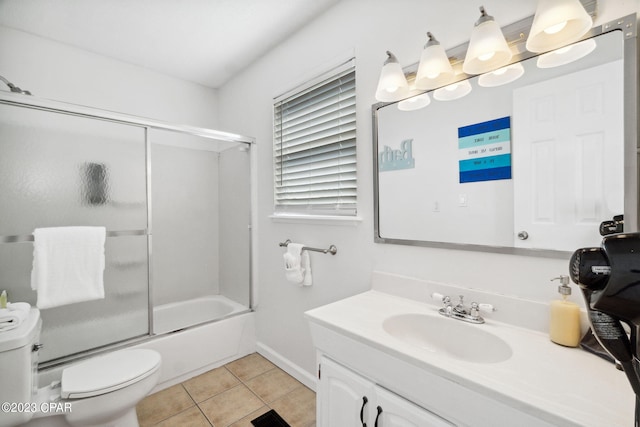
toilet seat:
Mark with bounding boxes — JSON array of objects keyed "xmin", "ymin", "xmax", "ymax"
[{"xmin": 61, "ymin": 349, "xmax": 161, "ymax": 399}]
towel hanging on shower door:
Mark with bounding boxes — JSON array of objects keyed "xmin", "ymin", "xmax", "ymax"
[{"xmin": 31, "ymin": 226, "xmax": 107, "ymax": 309}]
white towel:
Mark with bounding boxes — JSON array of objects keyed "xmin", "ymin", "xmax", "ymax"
[
  {"xmin": 283, "ymin": 243, "xmax": 305, "ymax": 284},
  {"xmin": 0, "ymin": 302, "xmax": 31, "ymax": 332},
  {"xmin": 301, "ymin": 250, "xmax": 313, "ymax": 287},
  {"xmin": 283, "ymin": 243, "xmax": 313, "ymax": 286},
  {"xmin": 31, "ymin": 226, "xmax": 106, "ymax": 309}
]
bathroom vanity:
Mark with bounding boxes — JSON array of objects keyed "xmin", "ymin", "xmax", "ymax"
[{"xmin": 305, "ymin": 272, "xmax": 635, "ymax": 427}]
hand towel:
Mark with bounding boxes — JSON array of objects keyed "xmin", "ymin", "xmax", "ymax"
[
  {"xmin": 301, "ymin": 250, "xmax": 313, "ymax": 287},
  {"xmin": 31, "ymin": 226, "xmax": 106, "ymax": 309},
  {"xmin": 283, "ymin": 243, "xmax": 305, "ymax": 285},
  {"xmin": 0, "ymin": 302, "xmax": 31, "ymax": 332}
]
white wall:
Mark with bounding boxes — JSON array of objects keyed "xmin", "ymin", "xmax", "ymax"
[
  {"xmin": 0, "ymin": 25, "xmax": 219, "ymax": 128},
  {"xmin": 217, "ymin": 0, "xmax": 640, "ymax": 383}
]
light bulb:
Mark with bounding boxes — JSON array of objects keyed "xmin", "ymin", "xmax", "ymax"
[
  {"xmin": 544, "ymin": 21, "xmax": 568, "ymax": 34},
  {"xmin": 478, "ymin": 62, "xmax": 524, "ymax": 87},
  {"xmin": 478, "ymin": 51, "xmax": 496, "ymax": 61},
  {"xmin": 433, "ymin": 80, "xmax": 472, "ymax": 101},
  {"xmin": 462, "ymin": 6, "xmax": 512, "ymax": 75},
  {"xmin": 375, "ymin": 51, "xmax": 410, "ymax": 102},
  {"xmin": 415, "ymin": 32, "xmax": 455, "ymax": 90},
  {"xmin": 398, "ymin": 92, "xmax": 431, "ymax": 111},
  {"xmin": 526, "ymin": 0, "xmax": 592, "ymax": 53},
  {"xmin": 536, "ymin": 38, "xmax": 596, "ymax": 68}
]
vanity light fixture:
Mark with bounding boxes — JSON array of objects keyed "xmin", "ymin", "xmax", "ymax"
[
  {"xmin": 526, "ymin": 0, "xmax": 593, "ymax": 53},
  {"xmin": 478, "ymin": 62, "xmax": 525, "ymax": 87},
  {"xmin": 398, "ymin": 92, "xmax": 431, "ymax": 111},
  {"xmin": 536, "ymin": 37, "xmax": 597, "ymax": 68},
  {"xmin": 433, "ymin": 80, "xmax": 472, "ymax": 101},
  {"xmin": 373, "ymin": 1, "xmax": 597, "ymax": 103},
  {"xmin": 415, "ymin": 32, "xmax": 455, "ymax": 90},
  {"xmin": 462, "ymin": 6, "xmax": 512, "ymax": 75},
  {"xmin": 375, "ymin": 51, "xmax": 410, "ymax": 102}
]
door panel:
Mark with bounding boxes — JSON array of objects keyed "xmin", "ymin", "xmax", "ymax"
[{"xmin": 513, "ymin": 60, "xmax": 623, "ymax": 250}]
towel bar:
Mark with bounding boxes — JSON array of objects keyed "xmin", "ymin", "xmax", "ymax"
[
  {"xmin": 279, "ymin": 239, "xmax": 337, "ymax": 255},
  {"xmin": 0, "ymin": 229, "xmax": 148, "ymax": 244}
]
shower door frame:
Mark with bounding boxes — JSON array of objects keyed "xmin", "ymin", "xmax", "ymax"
[{"xmin": 0, "ymin": 91, "xmax": 255, "ymax": 366}]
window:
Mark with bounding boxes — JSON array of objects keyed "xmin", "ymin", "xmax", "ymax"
[{"xmin": 273, "ymin": 59, "xmax": 356, "ymax": 216}]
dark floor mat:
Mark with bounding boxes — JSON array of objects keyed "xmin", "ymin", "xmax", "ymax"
[{"xmin": 251, "ymin": 409, "xmax": 291, "ymax": 427}]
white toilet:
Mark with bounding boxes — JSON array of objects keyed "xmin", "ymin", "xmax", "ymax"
[{"xmin": 0, "ymin": 308, "xmax": 161, "ymax": 427}]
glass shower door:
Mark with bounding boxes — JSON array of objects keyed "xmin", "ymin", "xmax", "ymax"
[
  {"xmin": 0, "ymin": 104, "xmax": 149, "ymax": 363},
  {"xmin": 150, "ymin": 129, "xmax": 252, "ymax": 334}
]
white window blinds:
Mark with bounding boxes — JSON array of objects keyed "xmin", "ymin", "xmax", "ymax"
[{"xmin": 273, "ymin": 60, "xmax": 357, "ymax": 216}]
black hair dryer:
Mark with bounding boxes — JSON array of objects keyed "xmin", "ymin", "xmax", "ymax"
[{"xmin": 570, "ymin": 232, "xmax": 640, "ymax": 426}]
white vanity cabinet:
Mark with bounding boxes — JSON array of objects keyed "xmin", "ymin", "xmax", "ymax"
[
  {"xmin": 319, "ymin": 356, "xmax": 453, "ymax": 427},
  {"xmin": 306, "ymin": 279, "xmax": 635, "ymax": 427}
]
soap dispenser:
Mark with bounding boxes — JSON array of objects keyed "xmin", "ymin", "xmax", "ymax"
[{"xmin": 549, "ymin": 275, "xmax": 581, "ymax": 347}]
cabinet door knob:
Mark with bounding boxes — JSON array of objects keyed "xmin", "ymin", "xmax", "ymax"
[
  {"xmin": 374, "ymin": 406, "xmax": 383, "ymax": 427},
  {"xmin": 360, "ymin": 396, "xmax": 368, "ymax": 427},
  {"xmin": 517, "ymin": 231, "xmax": 529, "ymax": 240}
]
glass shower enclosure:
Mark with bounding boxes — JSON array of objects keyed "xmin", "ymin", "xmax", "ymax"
[{"xmin": 0, "ymin": 92, "xmax": 253, "ymax": 365}]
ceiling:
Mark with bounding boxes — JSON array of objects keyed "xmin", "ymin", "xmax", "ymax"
[{"xmin": 0, "ymin": 0, "xmax": 340, "ymax": 88}]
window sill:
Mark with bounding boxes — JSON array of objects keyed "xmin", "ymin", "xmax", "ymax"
[{"xmin": 269, "ymin": 213, "xmax": 363, "ymax": 226}]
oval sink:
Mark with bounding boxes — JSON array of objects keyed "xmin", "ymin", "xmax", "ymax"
[{"xmin": 382, "ymin": 313, "xmax": 513, "ymax": 363}]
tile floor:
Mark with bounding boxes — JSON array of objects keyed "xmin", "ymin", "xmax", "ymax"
[{"xmin": 136, "ymin": 353, "xmax": 316, "ymax": 427}]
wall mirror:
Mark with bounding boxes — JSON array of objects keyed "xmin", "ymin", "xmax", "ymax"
[{"xmin": 373, "ymin": 14, "xmax": 638, "ymax": 258}]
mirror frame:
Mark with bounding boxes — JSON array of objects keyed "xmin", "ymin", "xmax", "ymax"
[{"xmin": 372, "ymin": 11, "xmax": 638, "ymax": 258}]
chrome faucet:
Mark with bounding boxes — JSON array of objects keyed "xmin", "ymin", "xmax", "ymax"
[{"xmin": 431, "ymin": 293, "xmax": 495, "ymax": 324}]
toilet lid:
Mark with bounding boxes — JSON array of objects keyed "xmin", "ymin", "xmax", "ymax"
[{"xmin": 61, "ymin": 349, "xmax": 161, "ymax": 399}]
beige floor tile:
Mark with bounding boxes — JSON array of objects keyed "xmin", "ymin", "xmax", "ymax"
[
  {"xmin": 225, "ymin": 353, "xmax": 276, "ymax": 381},
  {"xmin": 199, "ymin": 384, "xmax": 265, "ymax": 427},
  {"xmin": 270, "ymin": 386, "xmax": 316, "ymax": 427},
  {"xmin": 228, "ymin": 406, "xmax": 270, "ymax": 427},
  {"xmin": 245, "ymin": 367, "xmax": 303, "ymax": 403},
  {"xmin": 156, "ymin": 406, "xmax": 212, "ymax": 427},
  {"xmin": 137, "ymin": 384, "xmax": 195, "ymax": 426},
  {"xmin": 183, "ymin": 366, "xmax": 240, "ymax": 402}
]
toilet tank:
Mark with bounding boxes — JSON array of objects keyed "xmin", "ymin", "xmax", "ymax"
[{"xmin": 0, "ymin": 308, "xmax": 42, "ymax": 427}]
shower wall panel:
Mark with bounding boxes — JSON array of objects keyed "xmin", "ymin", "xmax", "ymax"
[
  {"xmin": 150, "ymin": 131, "xmax": 220, "ymax": 306},
  {"xmin": 219, "ymin": 146, "xmax": 251, "ymax": 307}
]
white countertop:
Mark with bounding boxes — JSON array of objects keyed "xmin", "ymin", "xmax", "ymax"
[{"xmin": 306, "ymin": 288, "xmax": 635, "ymax": 427}]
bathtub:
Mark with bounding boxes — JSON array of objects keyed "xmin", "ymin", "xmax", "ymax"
[
  {"xmin": 38, "ymin": 297, "xmax": 255, "ymax": 393},
  {"xmin": 153, "ymin": 295, "xmax": 249, "ymax": 334},
  {"xmin": 142, "ymin": 295, "xmax": 254, "ymax": 389}
]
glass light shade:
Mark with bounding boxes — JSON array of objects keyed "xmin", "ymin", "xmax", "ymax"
[
  {"xmin": 398, "ymin": 93, "xmax": 431, "ymax": 111},
  {"xmin": 526, "ymin": 0, "xmax": 593, "ymax": 53},
  {"xmin": 433, "ymin": 80, "xmax": 472, "ymax": 101},
  {"xmin": 463, "ymin": 8, "xmax": 512, "ymax": 75},
  {"xmin": 415, "ymin": 33, "xmax": 454, "ymax": 90},
  {"xmin": 478, "ymin": 62, "xmax": 525, "ymax": 87},
  {"xmin": 536, "ymin": 38, "xmax": 596, "ymax": 68},
  {"xmin": 375, "ymin": 51, "xmax": 410, "ymax": 102}
]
